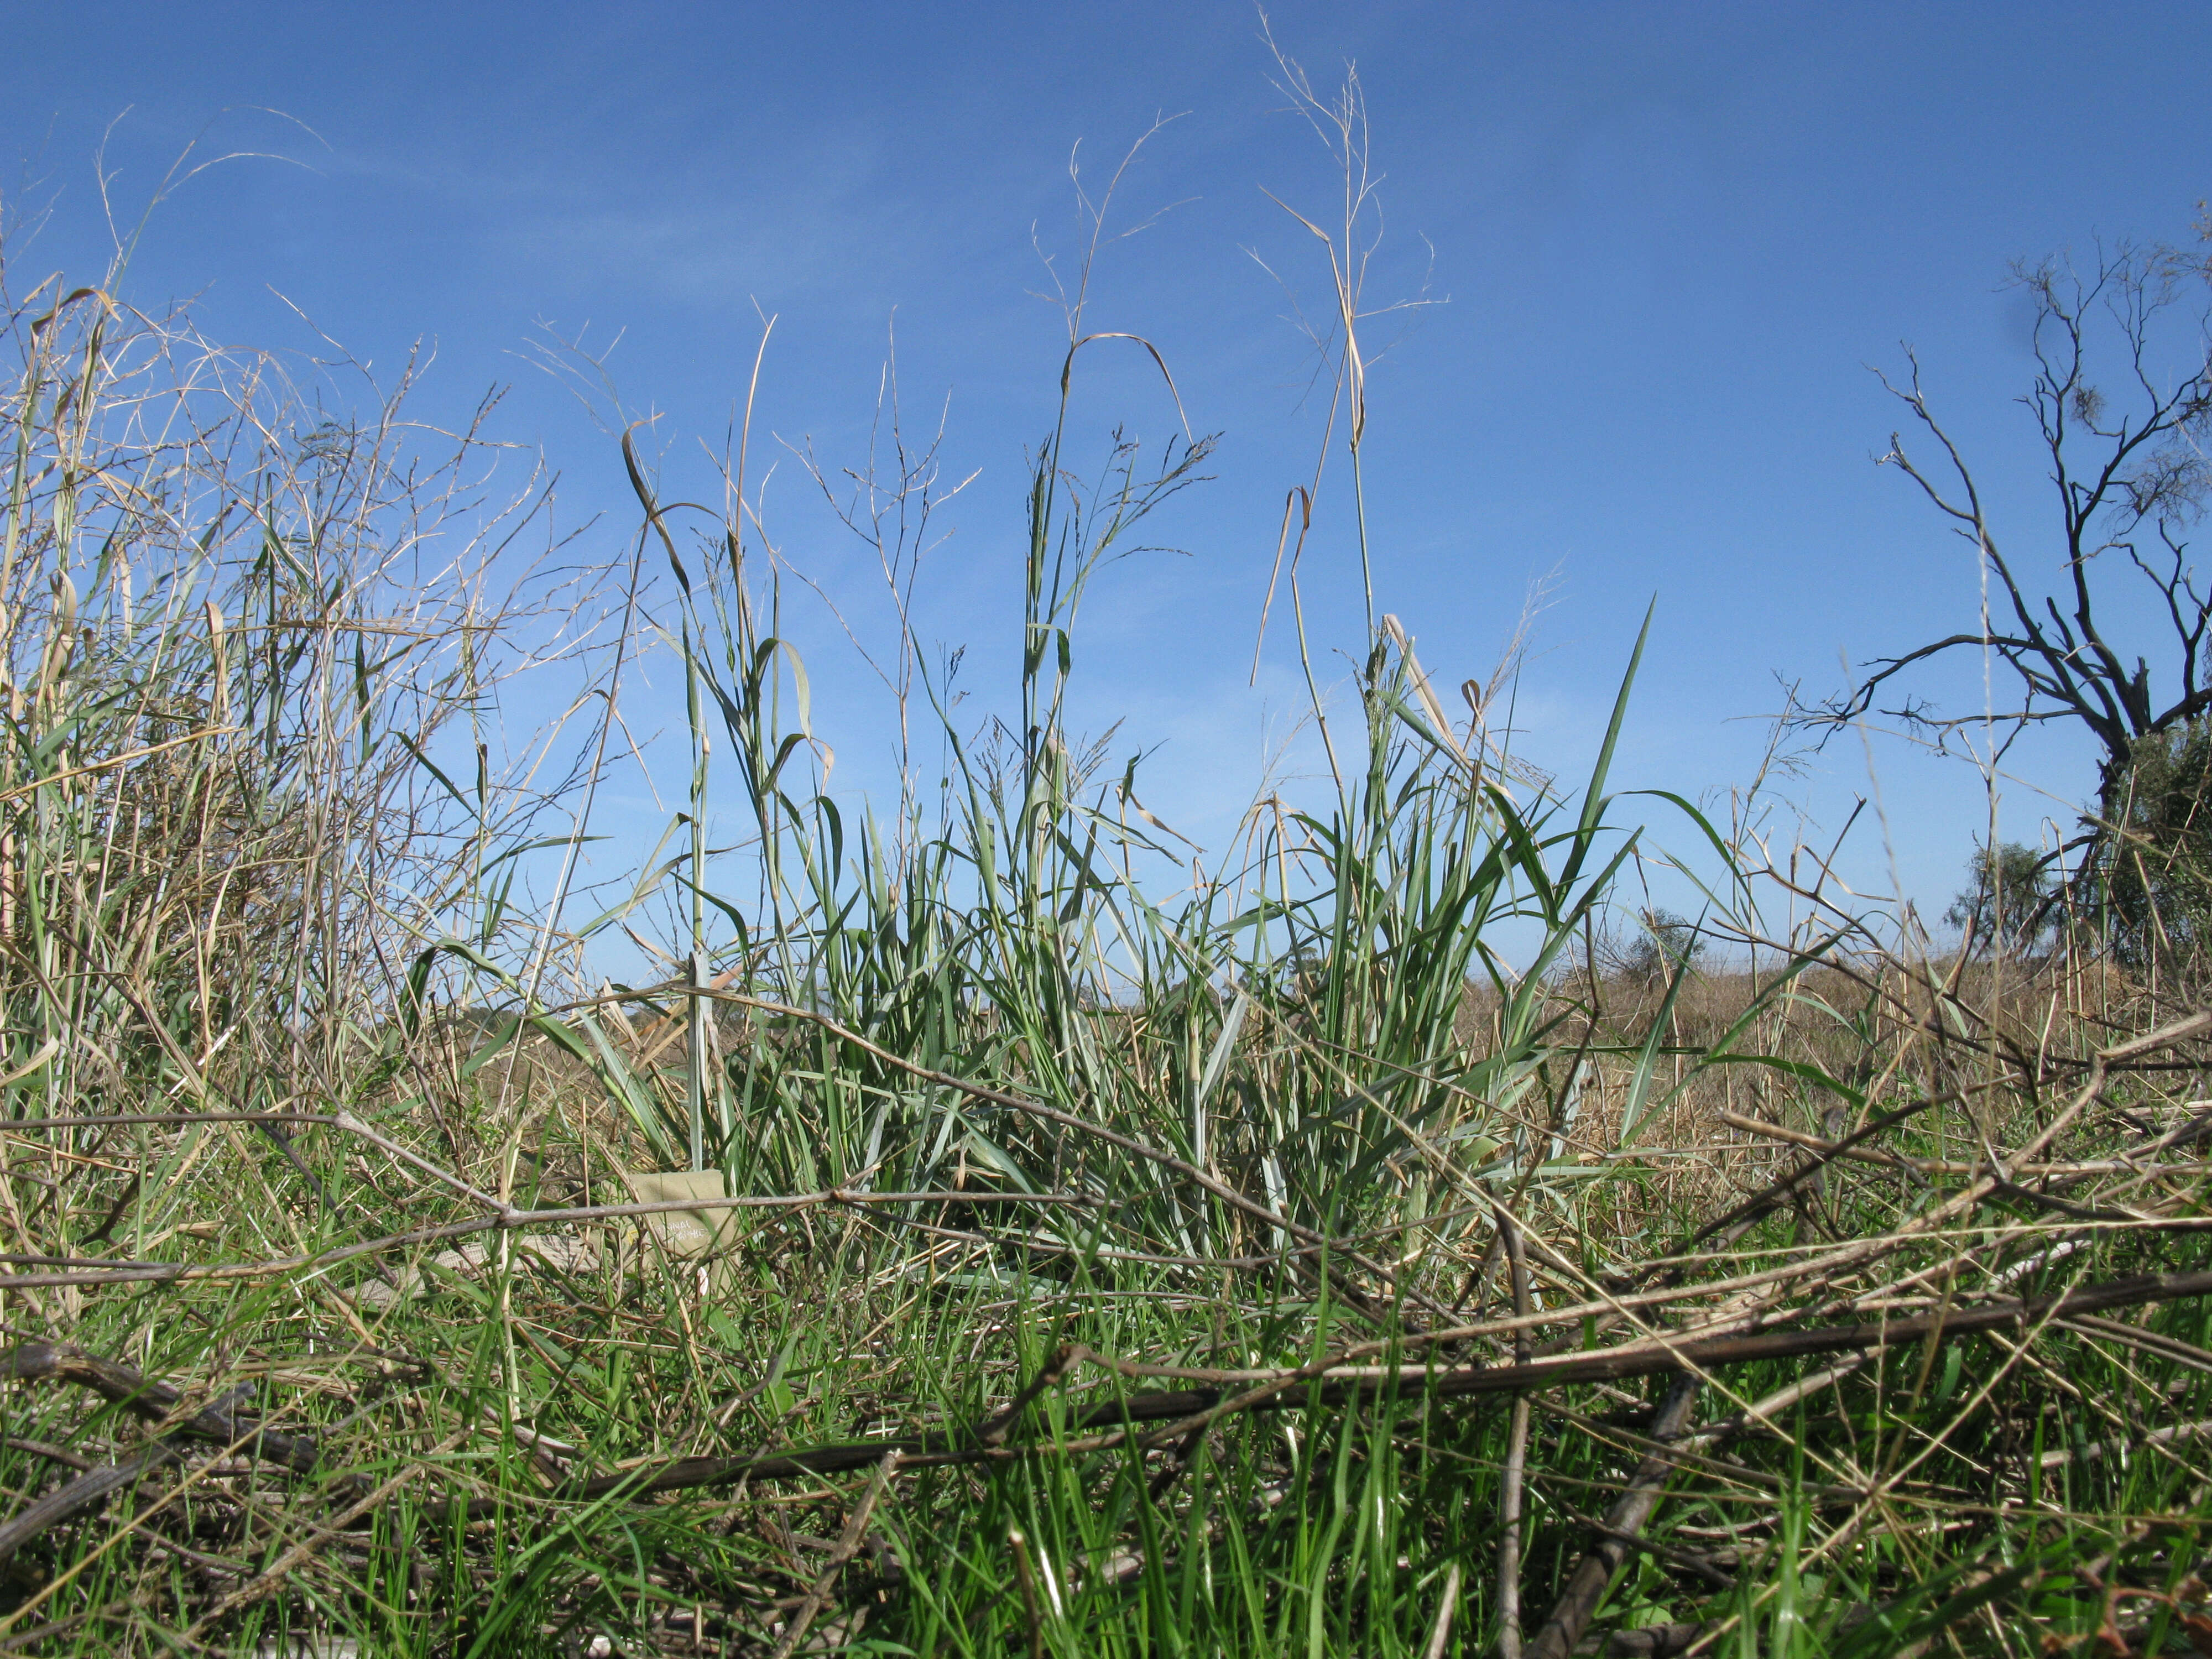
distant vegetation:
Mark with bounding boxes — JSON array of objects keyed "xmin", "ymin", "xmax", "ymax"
[{"xmin": 2, "ymin": 98, "xmax": 2211, "ymax": 1659}]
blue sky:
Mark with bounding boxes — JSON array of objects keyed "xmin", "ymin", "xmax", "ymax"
[{"xmin": 9, "ymin": 1, "xmax": 2212, "ymax": 949}]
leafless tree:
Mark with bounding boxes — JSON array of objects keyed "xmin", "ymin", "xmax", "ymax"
[{"xmin": 1808, "ymin": 237, "xmax": 2212, "ymax": 880}]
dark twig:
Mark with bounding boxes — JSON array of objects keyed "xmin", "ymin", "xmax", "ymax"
[
  {"xmin": 1526, "ymin": 1372, "xmax": 1703, "ymax": 1659},
  {"xmin": 769, "ymin": 1450, "xmax": 900, "ymax": 1659},
  {"xmin": 2, "ymin": 1436, "xmax": 93, "ymax": 1472},
  {"xmin": 1147, "ymin": 1421, "xmax": 1208, "ymax": 1503},
  {"xmin": 1554, "ymin": 1507, "xmax": 1736, "ymax": 1591},
  {"xmin": 975, "ymin": 1343, "xmax": 1092, "ymax": 1447},
  {"xmin": 0, "ymin": 1380, "xmax": 262, "ymax": 1566},
  {"xmin": 492, "ymin": 1263, "xmax": 2212, "ymax": 1504},
  {"xmin": 0, "ymin": 1440, "xmax": 179, "ymax": 1564},
  {"xmin": 0, "ymin": 1344, "xmax": 316, "ymax": 1473},
  {"xmin": 1600, "ymin": 1624, "xmax": 1709, "ymax": 1656}
]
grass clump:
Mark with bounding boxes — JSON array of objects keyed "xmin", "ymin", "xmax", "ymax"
[{"xmin": 2, "ymin": 167, "xmax": 2211, "ymax": 1659}]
